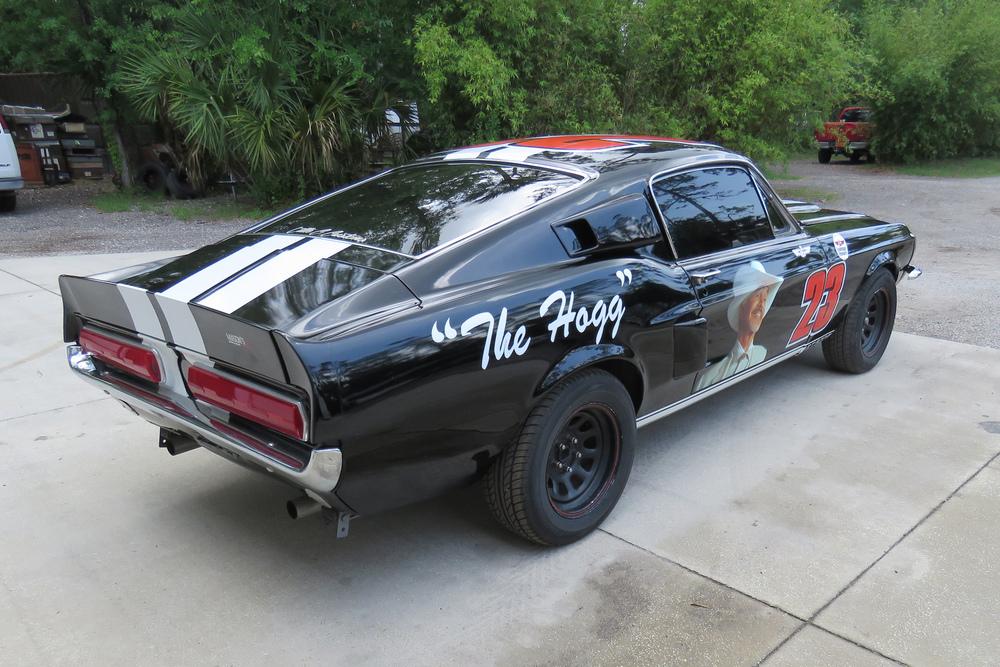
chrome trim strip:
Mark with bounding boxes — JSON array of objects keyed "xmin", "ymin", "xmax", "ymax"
[
  {"xmin": 636, "ymin": 337, "xmax": 827, "ymax": 428},
  {"xmin": 197, "ymin": 238, "xmax": 350, "ymax": 313},
  {"xmin": 161, "ymin": 235, "xmax": 301, "ymax": 301},
  {"xmin": 800, "ymin": 213, "xmax": 867, "ymax": 225},
  {"xmin": 68, "ymin": 345, "xmax": 342, "ymax": 495},
  {"xmin": 676, "ymin": 233, "xmax": 813, "ymax": 270}
]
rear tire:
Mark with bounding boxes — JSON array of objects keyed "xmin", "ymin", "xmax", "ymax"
[
  {"xmin": 849, "ymin": 151, "xmax": 862, "ymax": 164},
  {"xmin": 818, "ymin": 149, "xmax": 832, "ymax": 164},
  {"xmin": 484, "ymin": 369, "xmax": 636, "ymax": 546},
  {"xmin": 823, "ymin": 268, "xmax": 897, "ymax": 373},
  {"xmin": 0, "ymin": 192, "xmax": 15, "ymax": 212}
]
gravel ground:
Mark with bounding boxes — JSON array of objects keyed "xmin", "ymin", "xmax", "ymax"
[
  {"xmin": 2, "ymin": 161, "xmax": 996, "ymax": 348},
  {"xmin": 0, "ymin": 181, "xmax": 251, "ymax": 256},
  {"xmin": 771, "ymin": 158, "xmax": 1000, "ymax": 349}
]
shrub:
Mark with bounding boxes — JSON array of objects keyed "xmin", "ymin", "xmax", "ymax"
[{"xmin": 865, "ymin": 0, "xmax": 1000, "ymax": 161}]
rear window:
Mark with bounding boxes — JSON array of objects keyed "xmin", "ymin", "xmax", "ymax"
[
  {"xmin": 841, "ymin": 108, "xmax": 871, "ymax": 122},
  {"xmin": 261, "ymin": 163, "xmax": 581, "ymax": 256}
]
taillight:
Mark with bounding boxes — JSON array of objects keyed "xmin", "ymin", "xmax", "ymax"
[
  {"xmin": 80, "ymin": 328, "xmax": 162, "ymax": 383},
  {"xmin": 186, "ymin": 365, "xmax": 305, "ymax": 441}
]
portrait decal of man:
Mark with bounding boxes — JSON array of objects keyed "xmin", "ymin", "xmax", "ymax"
[{"xmin": 694, "ymin": 260, "xmax": 783, "ymax": 391}]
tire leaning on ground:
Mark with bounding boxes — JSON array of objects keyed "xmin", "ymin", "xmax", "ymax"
[
  {"xmin": 484, "ymin": 369, "xmax": 636, "ymax": 546},
  {"xmin": 818, "ymin": 148, "xmax": 832, "ymax": 164},
  {"xmin": 823, "ymin": 268, "xmax": 897, "ymax": 374},
  {"xmin": 139, "ymin": 161, "xmax": 168, "ymax": 194}
]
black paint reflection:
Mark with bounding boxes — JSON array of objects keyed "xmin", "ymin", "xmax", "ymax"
[
  {"xmin": 233, "ymin": 259, "xmax": 380, "ymax": 328},
  {"xmin": 263, "ymin": 164, "xmax": 581, "ymax": 256},
  {"xmin": 653, "ymin": 167, "xmax": 773, "ymax": 259}
]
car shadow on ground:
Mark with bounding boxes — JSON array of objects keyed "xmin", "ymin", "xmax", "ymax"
[{"xmin": 153, "ymin": 346, "xmax": 834, "ymax": 590}]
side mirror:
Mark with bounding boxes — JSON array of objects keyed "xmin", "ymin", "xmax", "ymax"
[{"xmin": 552, "ymin": 193, "xmax": 661, "ymax": 256}]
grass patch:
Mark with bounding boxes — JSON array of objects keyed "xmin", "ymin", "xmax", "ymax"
[
  {"xmin": 760, "ymin": 163, "xmax": 802, "ymax": 181},
  {"xmin": 774, "ymin": 185, "xmax": 840, "ymax": 204},
  {"xmin": 91, "ymin": 189, "xmax": 276, "ymax": 222},
  {"xmin": 892, "ymin": 157, "xmax": 1000, "ymax": 178},
  {"xmin": 168, "ymin": 200, "xmax": 274, "ymax": 222},
  {"xmin": 91, "ymin": 190, "xmax": 159, "ymax": 213}
]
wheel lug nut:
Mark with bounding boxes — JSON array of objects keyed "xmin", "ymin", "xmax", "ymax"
[
  {"xmin": 575, "ymin": 451, "xmax": 582, "ymax": 459},
  {"xmin": 565, "ymin": 467, "xmax": 573, "ymax": 474},
  {"xmin": 560, "ymin": 443, "xmax": 567, "ymax": 451}
]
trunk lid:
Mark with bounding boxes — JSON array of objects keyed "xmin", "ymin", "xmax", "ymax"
[{"xmin": 60, "ymin": 233, "xmax": 419, "ymax": 383}]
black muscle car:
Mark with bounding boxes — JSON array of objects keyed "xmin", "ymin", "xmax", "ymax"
[{"xmin": 61, "ymin": 135, "xmax": 920, "ymax": 545}]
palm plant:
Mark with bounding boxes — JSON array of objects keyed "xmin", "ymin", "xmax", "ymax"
[{"xmin": 116, "ymin": 2, "xmax": 392, "ymax": 200}]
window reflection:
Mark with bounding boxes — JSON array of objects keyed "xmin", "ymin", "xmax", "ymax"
[
  {"xmin": 265, "ymin": 164, "xmax": 581, "ymax": 256},
  {"xmin": 653, "ymin": 167, "xmax": 773, "ymax": 259}
]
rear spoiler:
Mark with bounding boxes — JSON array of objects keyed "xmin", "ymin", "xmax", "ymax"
[{"xmin": 59, "ymin": 274, "xmax": 307, "ymax": 385}]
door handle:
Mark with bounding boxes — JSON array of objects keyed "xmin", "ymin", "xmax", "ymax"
[
  {"xmin": 674, "ymin": 316, "xmax": 707, "ymax": 328},
  {"xmin": 688, "ymin": 268, "xmax": 721, "ymax": 284}
]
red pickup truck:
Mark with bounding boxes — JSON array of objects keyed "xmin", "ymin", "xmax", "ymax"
[{"xmin": 815, "ymin": 106, "xmax": 873, "ymax": 164}]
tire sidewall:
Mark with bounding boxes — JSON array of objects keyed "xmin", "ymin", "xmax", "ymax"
[
  {"xmin": 859, "ymin": 270, "xmax": 897, "ymax": 364},
  {"xmin": 522, "ymin": 374, "xmax": 636, "ymax": 545}
]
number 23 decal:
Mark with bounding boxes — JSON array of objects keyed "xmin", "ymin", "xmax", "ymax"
[{"xmin": 788, "ymin": 262, "xmax": 846, "ymax": 346}]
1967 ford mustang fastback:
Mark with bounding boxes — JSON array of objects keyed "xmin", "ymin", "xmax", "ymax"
[{"xmin": 61, "ymin": 135, "xmax": 919, "ymax": 545}]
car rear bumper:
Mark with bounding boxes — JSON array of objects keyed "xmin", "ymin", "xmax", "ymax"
[
  {"xmin": 0, "ymin": 177, "xmax": 23, "ymax": 191},
  {"xmin": 67, "ymin": 344, "xmax": 346, "ymax": 506},
  {"xmin": 816, "ymin": 141, "xmax": 869, "ymax": 152}
]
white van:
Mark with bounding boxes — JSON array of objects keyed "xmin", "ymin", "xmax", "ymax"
[{"xmin": 0, "ymin": 116, "xmax": 23, "ymax": 212}]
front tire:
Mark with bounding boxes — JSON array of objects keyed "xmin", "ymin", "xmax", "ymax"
[
  {"xmin": 823, "ymin": 268, "xmax": 897, "ymax": 373},
  {"xmin": 0, "ymin": 192, "xmax": 15, "ymax": 212},
  {"xmin": 484, "ymin": 369, "xmax": 636, "ymax": 546},
  {"xmin": 818, "ymin": 149, "xmax": 832, "ymax": 164}
]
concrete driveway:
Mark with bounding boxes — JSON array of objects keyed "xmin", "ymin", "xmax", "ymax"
[{"xmin": 2, "ymin": 251, "xmax": 998, "ymax": 666}]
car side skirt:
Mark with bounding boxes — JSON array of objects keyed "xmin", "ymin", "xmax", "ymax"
[{"xmin": 635, "ymin": 332, "xmax": 833, "ymax": 428}]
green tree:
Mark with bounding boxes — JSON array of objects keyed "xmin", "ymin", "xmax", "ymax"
[{"xmin": 864, "ymin": 0, "xmax": 1000, "ymax": 161}]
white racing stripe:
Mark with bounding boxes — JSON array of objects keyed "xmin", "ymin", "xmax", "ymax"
[
  {"xmin": 161, "ymin": 235, "xmax": 300, "ymax": 301},
  {"xmin": 117, "ymin": 284, "xmax": 165, "ymax": 339},
  {"xmin": 197, "ymin": 238, "xmax": 350, "ymax": 314},
  {"xmin": 154, "ymin": 294, "xmax": 207, "ymax": 353}
]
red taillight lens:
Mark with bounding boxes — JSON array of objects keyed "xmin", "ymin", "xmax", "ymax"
[
  {"xmin": 80, "ymin": 328, "xmax": 161, "ymax": 383},
  {"xmin": 186, "ymin": 366, "xmax": 304, "ymax": 441}
]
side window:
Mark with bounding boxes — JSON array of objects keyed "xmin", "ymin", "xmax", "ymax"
[{"xmin": 652, "ymin": 167, "xmax": 774, "ymax": 259}]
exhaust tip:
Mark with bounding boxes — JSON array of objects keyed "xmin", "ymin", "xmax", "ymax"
[{"xmin": 287, "ymin": 496, "xmax": 322, "ymax": 520}]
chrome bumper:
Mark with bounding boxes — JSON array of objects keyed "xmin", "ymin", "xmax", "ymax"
[{"xmin": 67, "ymin": 345, "xmax": 344, "ymax": 502}]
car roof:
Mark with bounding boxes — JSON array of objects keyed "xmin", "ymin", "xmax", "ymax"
[{"xmin": 410, "ymin": 134, "xmax": 743, "ymax": 179}]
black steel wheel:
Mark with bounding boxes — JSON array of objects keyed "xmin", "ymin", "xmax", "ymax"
[
  {"xmin": 860, "ymin": 287, "xmax": 890, "ymax": 356},
  {"xmin": 546, "ymin": 405, "xmax": 620, "ymax": 518},
  {"xmin": 823, "ymin": 268, "xmax": 897, "ymax": 373},
  {"xmin": 484, "ymin": 369, "xmax": 636, "ymax": 546}
]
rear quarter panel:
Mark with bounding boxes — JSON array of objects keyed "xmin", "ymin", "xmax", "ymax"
[{"xmin": 293, "ymin": 256, "xmax": 697, "ymax": 514}]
